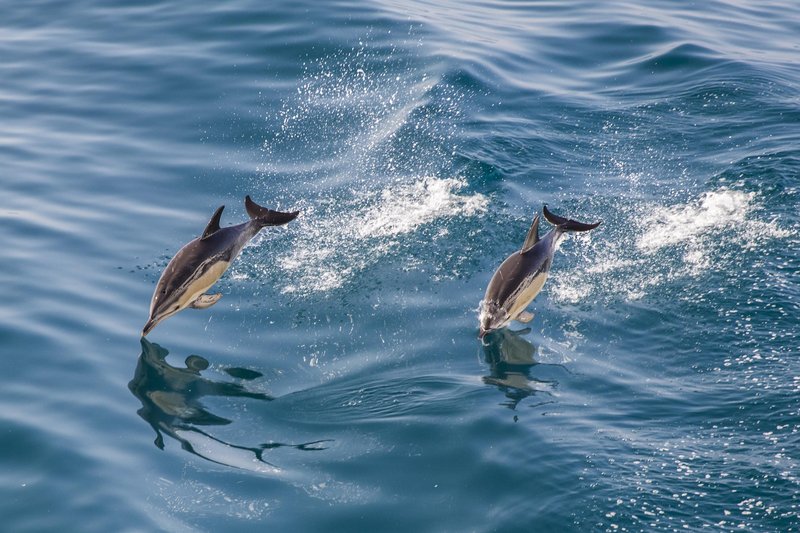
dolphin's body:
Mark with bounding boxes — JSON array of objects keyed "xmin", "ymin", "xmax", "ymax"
[
  {"xmin": 142, "ymin": 196, "xmax": 298, "ymax": 336},
  {"xmin": 478, "ymin": 205, "xmax": 600, "ymax": 338}
]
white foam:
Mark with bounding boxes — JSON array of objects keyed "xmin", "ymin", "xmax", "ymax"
[
  {"xmin": 638, "ymin": 190, "xmax": 757, "ymax": 251},
  {"xmin": 276, "ymin": 176, "xmax": 488, "ymax": 295},
  {"xmin": 549, "ymin": 188, "xmax": 793, "ymax": 304},
  {"xmin": 357, "ymin": 177, "xmax": 487, "ymax": 238},
  {"xmin": 639, "ymin": 189, "xmax": 791, "ymax": 277}
]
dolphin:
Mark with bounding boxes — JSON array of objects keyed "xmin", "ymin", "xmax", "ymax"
[
  {"xmin": 478, "ymin": 205, "xmax": 600, "ymax": 338},
  {"xmin": 142, "ymin": 196, "xmax": 299, "ymax": 336}
]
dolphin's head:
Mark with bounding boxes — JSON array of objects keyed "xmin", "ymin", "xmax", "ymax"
[
  {"xmin": 478, "ymin": 299, "xmax": 508, "ymax": 339},
  {"xmin": 142, "ymin": 286, "xmax": 185, "ymax": 336}
]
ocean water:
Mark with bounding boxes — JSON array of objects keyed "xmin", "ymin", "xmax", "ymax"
[{"xmin": 1, "ymin": 0, "xmax": 799, "ymax": 531}]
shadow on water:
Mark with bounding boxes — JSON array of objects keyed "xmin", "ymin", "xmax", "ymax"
[
  {"xmin": 129, "ymin": 338, "xmax": 330, "ymax": 475},
  {"xmin": 480, "ymin": 328, "xmax": 558, "ymax": 411}
]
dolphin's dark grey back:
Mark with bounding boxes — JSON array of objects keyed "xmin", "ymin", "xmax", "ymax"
[{"xmin": 484, "ymin": 232, "xmax": 554, "ymax": 306}]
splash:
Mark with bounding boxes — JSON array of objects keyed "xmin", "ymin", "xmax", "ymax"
[
  {"xmin": 549, "ymin": 188, "xmax": 793, "ymax": 304},
  {"xmin": 357, "ymin": 177, "xmax": 487, "ymax": 238},
  {"xmin": 244, "ymin": 41, "xmax": 482, "ymax": 297},
  {"xmin": 637, "ymin": 190, "xmax": 780, "ymax": 251},
  {"xmin": 257, "ymin": 42, "xmax": 462, "ymax": 184},
  {"xmin": 276, "ymin": 176, "xmax": 488, "ymax": 295}
]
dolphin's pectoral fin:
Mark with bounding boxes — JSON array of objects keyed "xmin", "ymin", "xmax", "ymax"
[
  {"xmin": 517, "ymin": 311, "xmax": 535, "ymax": 323},
  {"xmin": 191, "ymin": 293, "xmax": 222, "ymax": 309}
]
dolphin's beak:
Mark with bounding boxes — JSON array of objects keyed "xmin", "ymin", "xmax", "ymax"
[{"xmin": 142, "ymin": 318, "xmax": 157, "ymax": 337}]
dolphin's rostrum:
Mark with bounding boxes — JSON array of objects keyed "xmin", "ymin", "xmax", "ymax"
[
  {"xmin": 478, "ymin": 205, "xmax": 600, "ymax": 338},
  {"xmin": 142, "ymin": 196, "xmax": 299, "ymax": 336}
]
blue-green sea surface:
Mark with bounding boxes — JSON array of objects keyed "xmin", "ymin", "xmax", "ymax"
[{"xmin": 1, "ymin": 0, "xmax": 799, "ymax": 531}]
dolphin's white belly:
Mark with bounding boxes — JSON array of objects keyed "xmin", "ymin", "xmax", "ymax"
[
  {"xmin": 177, "ymin": 260, "xmax": 230, "ymax": 310},
  {"xmin": 507, "ymin": 271, "xmax": 548, "ymax": 321}
]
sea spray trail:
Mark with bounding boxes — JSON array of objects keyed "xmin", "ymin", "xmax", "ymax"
[
  {"xmin": 270, "ymin": 177, "xmax": 488, "ymax": 295},
  {"xmin": 240, "ymin": 43, "xmax": 489, "ymax": 296},
  {"xmin": 255, "ymin": 42, "xmax": 468, "ymax": 189},
  {"xmin": 549, "ymin": 188, "xmax": 795, "ymax": 305}
]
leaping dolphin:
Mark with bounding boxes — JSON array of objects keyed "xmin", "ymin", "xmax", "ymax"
[
  {"xmin": 478, "ymin": 205, "xmax": 600, "ymax": 338},
  {"xmin": 142, "ymin": 196, "xmax": 299, "ymax": 336}
]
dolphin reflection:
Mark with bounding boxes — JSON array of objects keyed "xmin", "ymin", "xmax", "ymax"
[
  {"xmin": 480, "ymin": 328, "xmax": 557, "ymax": 410},
  {"xmin": 129, "ymin": 338, "xmax": 329, "ymax": 474}
]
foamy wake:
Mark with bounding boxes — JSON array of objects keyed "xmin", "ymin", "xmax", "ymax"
[
  {"xmin": 550, "ymin": 189, "xmax": 792, "ymax": 304},
  {"xmin": 275, "ymin": 176, "xmax": 488, "ymax": 295}
]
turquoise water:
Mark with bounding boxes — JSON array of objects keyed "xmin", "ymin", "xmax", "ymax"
[{"xmin": 2, "ymin": 0, "xmax": 799, "ymax": 531}]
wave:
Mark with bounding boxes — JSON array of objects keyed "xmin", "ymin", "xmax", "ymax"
[{"xmin": 256, "ymin": 42, "xmax": 462, "ymax": 184}]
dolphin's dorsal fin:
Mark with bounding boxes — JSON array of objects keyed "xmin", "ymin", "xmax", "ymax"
[
  {"xmin": 201, "ymin": 206, "xmax": 224, "ymax": 240},
  {"xmin": 520, "ymin": 213, "xmax": 540, "ymax": 254}
]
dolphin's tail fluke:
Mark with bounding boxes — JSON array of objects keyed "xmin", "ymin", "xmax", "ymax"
[
  {"xmin": 542, "ymin": 204, "xmax": 601, "ymax": 232},
  {"xmin": 245, "ymin": 196, "xmax": 300, "ymax": 226}
]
